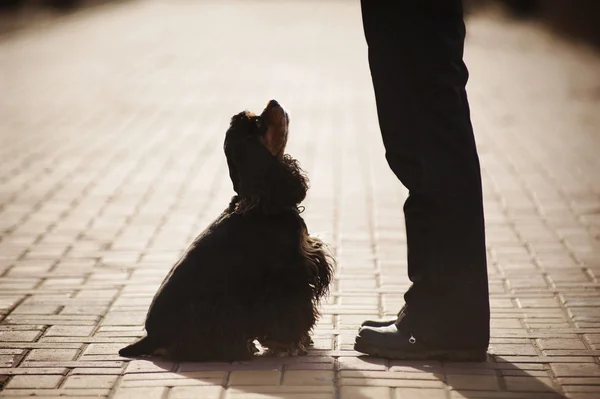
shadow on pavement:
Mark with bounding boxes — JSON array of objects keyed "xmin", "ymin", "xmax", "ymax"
[
  {"xmin": 465, "ymin": 0, "xmax": 600, "ymax": 48},
  {"xmin": 387, "ymin": 354, "xmax": 567, "ymax": 399},
  {"xmin": 122, "ymin": 353, "xmax": 566, "ymax": 399}
]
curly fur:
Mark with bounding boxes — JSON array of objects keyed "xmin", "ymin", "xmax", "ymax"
[{"xmin": 119, "ymin": 100, "xmax": 334, "ymax": 361}]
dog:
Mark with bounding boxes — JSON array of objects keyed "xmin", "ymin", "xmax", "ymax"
[{"xmin": 119, "ymin": 100, "xmax": 334, "ymax": 361}]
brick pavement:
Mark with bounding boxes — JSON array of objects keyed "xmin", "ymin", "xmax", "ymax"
[{"xmin": 1, "ymin": 1, "xmax": 600, "ymax": 398}]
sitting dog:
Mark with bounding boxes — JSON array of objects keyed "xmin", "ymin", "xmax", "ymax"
[{"xmin": 119, "ymin": 100, "xmax": 334, "ymax": 361}]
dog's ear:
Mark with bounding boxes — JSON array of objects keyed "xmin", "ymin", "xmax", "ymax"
[
  {"xmin": 226, "ymin": 136, "xmax": 275, "ymax": 198},
  {"xmin": 225, "ymin": 138, "xmax": 308, "ymax": 214}
]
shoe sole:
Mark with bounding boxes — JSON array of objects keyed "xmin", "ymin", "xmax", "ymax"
[
  {"xmin": 354, "ymin": 340, "xmax": 487, "ymax": 362},
  {"xmin": 360, "ymin": 321, "xmax": 395, "ymax": 329}
]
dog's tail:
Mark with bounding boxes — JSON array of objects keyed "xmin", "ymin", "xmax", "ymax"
[
  {"xmin": 119, "ymin": 336, "xmax": 155, "ymax": 358},
  {"xmin": 302, "ymin": 234, "xmax": 335, "ymax": 300}
]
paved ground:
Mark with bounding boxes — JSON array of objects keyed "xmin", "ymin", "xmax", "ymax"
[{"xmin": 1, "ymin": 1, "xmax": 600, "ymax": 398}]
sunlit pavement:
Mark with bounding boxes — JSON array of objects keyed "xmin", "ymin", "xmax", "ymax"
[{"xmin": 1, "ymin": 1, "xmax": 599, "ymax": 398}]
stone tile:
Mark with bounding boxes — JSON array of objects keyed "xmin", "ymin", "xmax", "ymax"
[
  {"xmin": 282, "ymin": 370, "xmax": 334, "ymax": 386},
  {"xmin": 25, "ymin": 349, "xmax": 79, "ymax": 361},
  {"xmin": 395, "ymin": 388, "xmax": 447, "ymax": 399},
  {"xmin": 6, "ymin": 375, "xmax": 63, "ymax": 389},
  {"xmin": 225, "ymin": 386, "xmax": 334, "ymax": 398},
  {"xmin": 340, "ymin": 371, "xmax": 440, "ymax": 380},
  {"xmin": 0, "ymin": 367, "xmax": 67, "ymax": 375},
  {"xmin": 229, "ymin": 371, "xmax": 281, "ymax": 386},
  {"xmin": 45, "ymin": 326, "xmax": 96, "ymax": 337},
  {"xmin": 538, "ymin": 338, "xmax": 588, "ymax": 350},
  {"xmin": 168, "ymin": 386, "xmax": 224, "ymax": 399},
  {"xmin": 0, "ymin": 388, "xmax": 111, "ymax": 397},
  {"xmin": 338, "ymin": 357, "xmax": 387, "ymax": 371},
  {"xmin": 82, "ymin": 343, "xmax": 125, "ymax": 356},
  {"xmin": 113, "ymin": 387, "xmax": 167, "ymax": 399},
  {"xmin": 0, "ymin": 331, "xmax": 41, "ymax": 342},
  {"xmin": 125, "ymin": 360, "xmax": 176, "ymax": 374},
  {"xmin": 490, "ymin": 343, "xmax": 539, "ymax": 356},
  {"xmin": 340, "ymin": 386, "xmax": 392, "ymax": 399},
  {"xmin": 446, "ymin": 375, "xmax": 500, "ymax": 391},
  {"xmin": 62, "ymin": 375, "xmax": 118, "ymax": 389},
  {"xmin": 551, "ymin": 363, "xmax": 600, "ymax": 377},
  {"xmin": 504, "ymin": 376, "xmax": 556, "ymax": 392}
]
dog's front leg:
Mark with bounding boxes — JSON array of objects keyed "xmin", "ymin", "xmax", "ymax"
[
  {"xmin": 262, "ymin": 340, "xmax": 308, "ymax": 357},
  {"xmin": 247, "ymin": 339, "xmax": 259, "ymax": 354}
]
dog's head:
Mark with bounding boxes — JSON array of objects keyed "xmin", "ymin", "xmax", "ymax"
[{"xmin": 224, "ymin": 100, "xmax": 308, "ymax": 214}]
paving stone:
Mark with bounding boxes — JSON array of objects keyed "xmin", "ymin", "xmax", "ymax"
[
  {"xmin": 282, "ymin": 370, "xmax": 334, "ymax": 386},
  {"xmin": 450, "ymin": 392, "xmax": 564, "ymax": 399},
  {"xmin": 0, "ymin": 389, "xmax": 111, "ymax": 397},
  {"xmin": 563, "ymin": 385, "xmax": 600, "ymax": 393},
  {"xmin": 558, "ymin": 378, "xmax": 600, "ymax": 385},
  {"xmin": 551, "ymin": 363, "xmax": 600, "ymax": 377},
  {"xmin": 340, "ymin": 371, "xmax": 440, "ymax": 380},
  {"xmin": 339, "ymin": 377, "xmax": 443, "ymax": 389},
  {"xmin": 490, "ymin": 343, "xmax": 539, "ymax": 356},
  {"xmin": 0, "ymin": 343, "xmax": 84, "ymax": 350},
  {"xmin": 168, "ymin": 386, "xmax": 224, "ymax": 399},
  {"xmin": 394, "ymin": 388, "xmax": 447, "ymax": 399},
  {"xmin": 0, "ymin": 331, "xmax": 41, "ymax": 342},
  {"xmin": 225, "ymin": 386, "xmax": 334, "ymax": 398},
  {"xmin": 121, "ymin": 378, "xmax": 222, "ymax": 388},
  {"xmin": 226, "ymin": 393, "xmax": 333, "ymax": 399},
  {"xmin": 566, "ymin": 394, "xmax": 600, "ymax": 399},
  {"xmin": 338, "ymin": 357, "xmax": 387, "ymax": 371},
  {"xmin": 25, "ymin": 349, "xmax": 79, "ymax": 361},
  {"xmin": 11, "ymin": 304, "xmax": 62, "ymax": 315},
  {"xmin": 123, "ymin": 371, "xmax": 226, "ymax": 381},
  {"xmin": 504, "ymin": 376, "xmax": 557, "ymax": 392},
  {"xmin": 229, "ymin": 371, "xmax": 281, "ymax": 386},
  {"xmin": 446, "ymin": 374, "xmax": 500, "ymax": 391},
  {"xmin": 61, "ymin": 375, "xmax": 118, "ymax": 389},
  {"xmin": 20, "ymin": 361, "xmax": 123, "ymax": 369},
  {"xmin": 0, "ymin": 368, "xmax": 67, "ymax": 375},
  {"xmin": 44, "ymin": 326, "xmax": 96, "ymax": 337},
  {"xmin": 70, "ymin": 368, "xmax": 124, "ymax": 375},
  {"xmin": 113, "ymin": 387, "xmax": 166, "ymax": 399},
  {"xmin": 538, "ymin": 338, "xmax": 588, "ymax": 350},
  {"xmin": 6, "ymin": 375, "xmax": 64, "ymax": 389},
  {"xmin": 82, "ymin": 343, "xmax": 126, "ymax": 355},
  {"xmin": 125, "ymin": 360, "xmax": 176, "ymax": 374},
  {"xmin": 340, "ymin": 386, "xmax": 392, "ymax": 399}
]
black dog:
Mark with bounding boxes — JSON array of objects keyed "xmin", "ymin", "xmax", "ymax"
[{"xmin": 119, "ymin": 100, "xmax": 334, "ymax": 361}]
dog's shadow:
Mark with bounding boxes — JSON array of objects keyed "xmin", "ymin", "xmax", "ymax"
[{"xmin": 119, "ymin": 353, "xmax": 567, "ymax": 399}]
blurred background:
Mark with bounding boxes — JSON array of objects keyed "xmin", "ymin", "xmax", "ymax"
[
  {"xmin": 466, "ymin": 0, "xmax": 600, "ymax": 47},
  {"xmin": 2, "ymin": 1, "xmax": 600, "ymax": 46}
]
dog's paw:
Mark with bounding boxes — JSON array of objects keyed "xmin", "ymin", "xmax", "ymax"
[
  {"xmin": 301, "ymin": 334, "xmax": 314, "ymax": 347},
  {"xmin": 262, "ymin": 340, "xmax": 308, "ymax": 357},
  {"xmin": 289, "ymin": 344, "xmax": 308, "ymax": 356},
  {"xmin": 247, "ymin": 340, "xmax": 260, "ymax": 355}
]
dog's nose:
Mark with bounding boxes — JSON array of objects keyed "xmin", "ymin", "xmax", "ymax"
[{"xmin": 266, "ymin": 99, "xmax": 280, "ymax": 109}]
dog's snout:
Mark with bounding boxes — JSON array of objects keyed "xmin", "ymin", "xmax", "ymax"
[
  {"xmin": 266, "ymin": 99, "xmax": 280, "ymax": 109},
  {"xmin": 263, "ymin": 99, "xmax": 285, "ymax": 117}
]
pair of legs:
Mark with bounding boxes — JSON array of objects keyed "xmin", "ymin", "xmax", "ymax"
[{"xmin": 355, "ymin": 0, "xmax": 490, "ymax": 360}]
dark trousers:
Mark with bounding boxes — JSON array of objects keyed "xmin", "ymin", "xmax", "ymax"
[{"xmin": 361, "ymin": 0, "xmax": 490, "ymax": 349}]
